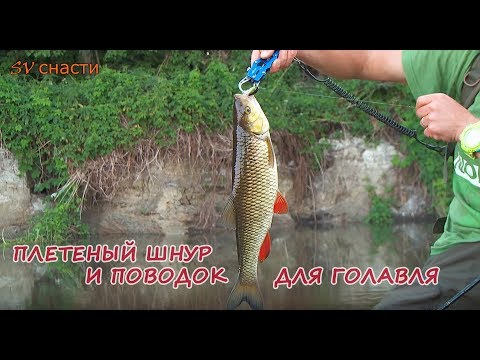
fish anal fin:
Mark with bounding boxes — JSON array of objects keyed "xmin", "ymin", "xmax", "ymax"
[
  {"xmin": 258, "ymin": 231, "xmax": 271, "ymax": 262},
  {"xmin": 273, "ymin": 191, "xmax": 288, "ymax": 214}
]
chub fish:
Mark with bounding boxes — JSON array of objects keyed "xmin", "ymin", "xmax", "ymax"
[{"xmin": 222, "ymin": 93, "xmax": 288, "ymax": 310}]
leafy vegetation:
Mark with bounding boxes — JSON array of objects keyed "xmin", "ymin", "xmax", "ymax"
[
  {"xmin": 0, "ymin": 50, "xmax": 450, "ymax": 242},
  {"xmin": 364, "ymin": 186, "xmax": 394, "ymax": 226},
  {"xmin": 22, "ymin": 195, "xmax": 89, "ymax": 244},
  {"xmin": 391, "ymin": 111, "xmax": 453, "ymax": 214}
]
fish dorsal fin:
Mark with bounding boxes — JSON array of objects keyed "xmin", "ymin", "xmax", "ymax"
[
  {"xmin": 266, "ymin": 136, "xmax": 275, "ymax": 168},
  {"xmin": 273, "ymin": 191, "xmax": 288, "ymax": 214},
  {"xmin": 220, "ymin": 194, "xmax": 236, "ymax": 229},
  {"xmin": 258, "ymin": 231, "xmax": 271, "ymax": 262}
]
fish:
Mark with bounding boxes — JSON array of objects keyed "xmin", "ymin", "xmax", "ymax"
[{"xmin": 222, "ymin": 93, "xmax": 288, "ymax": 310}]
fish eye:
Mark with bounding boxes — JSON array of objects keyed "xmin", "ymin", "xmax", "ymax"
[{"xmin": 245, "ymin": 106, "xmax": 251, "ymax": 114}]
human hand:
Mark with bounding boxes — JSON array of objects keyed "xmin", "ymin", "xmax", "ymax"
[
  {"xmin": 250, "ymin": 50, "xmax": 298, "ymax": 74},
  {"xmin": 416, "ymin": 93, "xmax": 478, "ymax": 143}
]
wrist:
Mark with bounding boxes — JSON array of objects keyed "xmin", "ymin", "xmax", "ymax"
[
  {"xmin": 294, "ymin": 50, "xmax": 311, "ymax": 64},
  {"xmin": 295, "ymin": 50, "xmax": 307, "ymax": 58},
  {"xmin": 295, "ymin": 50, "xmax": 324, "ymax": 69},
  {"xmin": 456, "ymin": 114, "xmax": 479, "ymax": 142}
]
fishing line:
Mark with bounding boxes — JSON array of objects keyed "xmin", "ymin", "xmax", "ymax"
[
  {"xmin": 293, "ymin": 58, "xmax": 447, "ymax": 156},
  {"xmin": 283, "ymin": 89, "xmax": 416, "ymax": 109}
]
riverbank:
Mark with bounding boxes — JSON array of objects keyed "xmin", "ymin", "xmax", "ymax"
[{"xmin": 1, "ymin": 133, "xmax": 435, "ymax": 239}]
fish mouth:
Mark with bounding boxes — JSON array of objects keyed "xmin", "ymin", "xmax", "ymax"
[{"xmin": 234, "ymin": 93, "xmax": 249, "ymax": 101}]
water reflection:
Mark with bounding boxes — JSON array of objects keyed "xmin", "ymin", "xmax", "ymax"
[{"xmin": 0, "ymin": 223, "xmax": 436, "ymax": 310}]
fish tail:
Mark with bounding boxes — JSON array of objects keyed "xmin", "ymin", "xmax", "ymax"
[{"xmin": 226, "ymin": 281, "xmax": 263, "ymax": 310}]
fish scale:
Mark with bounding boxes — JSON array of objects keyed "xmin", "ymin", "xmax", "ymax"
[{"xmin": 232, "ymin": 131, "xmax": 276, "ymax": 295}]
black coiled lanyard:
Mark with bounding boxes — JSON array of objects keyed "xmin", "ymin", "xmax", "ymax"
[{"xmin": 294, "ymin": 58, "xmax": 447, "ymax": 156}]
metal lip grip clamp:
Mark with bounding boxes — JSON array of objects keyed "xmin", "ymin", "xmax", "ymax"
[{"xmin": 238, "ymin": 50, "xmax": 279, "ymax": 96}]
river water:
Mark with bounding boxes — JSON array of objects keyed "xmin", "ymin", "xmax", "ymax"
[{"xmin": 0, "ymin": 222, "xmax": 437, "ymax": 310}]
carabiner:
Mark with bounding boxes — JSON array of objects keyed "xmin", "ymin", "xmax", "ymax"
[
  {"xmin": 238, "ymin": 76, "xmax": 260, "ymax": 95},
  {"xmin": 238, "ymin": 50, "xmax": 280, "ymax": 95}
]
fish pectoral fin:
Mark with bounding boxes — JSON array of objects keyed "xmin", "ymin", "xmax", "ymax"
[
  {"xmin": 267, "ymin": 136, "xmax": 275, "ymax": 168},
  {"xmin": 273, "ymin": 190, "xmax": 289, "ymax": 214},
  {"xmin": 220, "ymin": 194, "xmax": 236, "ymax": 229},
  {"xmin": 258, "ymin": 231, "xmax": 271, "ymax": 262}
]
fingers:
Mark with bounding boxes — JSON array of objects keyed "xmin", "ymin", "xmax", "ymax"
[
  {"xmin": 416, "ymin": 105, "xmax": 431, "ymax": 119},
  {"xmin": 250, "ymin": 50, "xmax": 261, "ymax": 65},
  {"xmin": 250, "ymin": 50, "xmax": 298, "ymax": 73},
  {"xmin": 424, "ymin": 127, "xmax": 431, "ymax": 138},
  {"xmin": 285, "ymin": 50, "xmax": 298, "ymax": 64},
  {"xmin": 423, "ymin": 120, "xmax": 442, "ymax": 141},
  {"xmin": 417, "ymin": 93, "xmax": 468, "ymax": 143},
  {"xmin": 416, "ymin": 94, "xmax": 434, "ymax": 127},
  {"xmin": 251, "ymin": 50, "xmax": 275, "ymax": 65},
  {"xmin": 270, "ymin": 50, "xmax": 298, "ymax": 73},
  {"xmin": 261, "ymin": 50, "xmax": 275, "ymax": 58},
  {"xmin": 424, "ymin": 126, "xmax": 440, "ymax": 141},
  {"xmin": 416, "ymin": 93, "xmax": 445, "ymax": 116},
  {"xmin": 416, "ymin": 95, "xmax": 432, "ymax": 118},
  {"xmin": 415, "ymin": 94, "xmax": 433, "ymax": 110},
  {"xmin": 420, "ymin": 115, "xmax": 430, "ymax": 128}
]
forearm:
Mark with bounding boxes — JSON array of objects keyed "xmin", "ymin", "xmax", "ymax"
[{"xmin": 295, "ymin": 50, "xmax": 406, "ymax": 83}]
